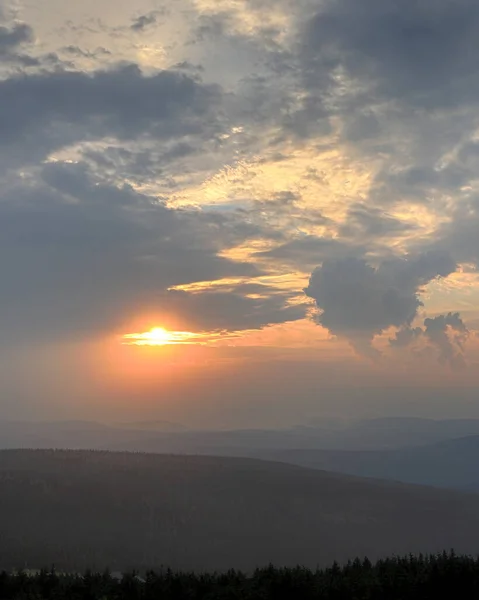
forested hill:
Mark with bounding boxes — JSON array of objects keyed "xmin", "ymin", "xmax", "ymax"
[{"xmin": 1, "ymin": 450, "xmax": 479, "ymax": 572}]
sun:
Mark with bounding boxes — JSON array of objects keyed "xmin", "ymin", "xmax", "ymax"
[
  {"xmin": 122, "ymin": 326, "xmax": 205, "ymax": 346},
  {"xmin": 144, "ymin": 327, "xmax": 171, "ymax": 345}
]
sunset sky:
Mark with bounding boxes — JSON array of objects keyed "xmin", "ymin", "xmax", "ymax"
[{"xmin": 1, "ymin": 0, "xmax": 479, "ymax": 427}]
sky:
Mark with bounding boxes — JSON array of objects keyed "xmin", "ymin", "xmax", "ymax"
[{"xmin": 1, "ymin": 0, "xmax": 479, "ymax": 427}]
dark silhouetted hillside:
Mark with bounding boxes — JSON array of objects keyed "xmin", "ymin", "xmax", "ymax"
[{"xmin": 0, "ymin": 450, "xmax": 479, "ymax": 572}]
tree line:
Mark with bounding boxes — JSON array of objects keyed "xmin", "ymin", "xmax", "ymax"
[{"xmin": 1, "ymin": 550, "xmax": 479, "ymax": 599}]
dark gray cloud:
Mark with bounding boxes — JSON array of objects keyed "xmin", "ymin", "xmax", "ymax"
[
  {"xmin": 304, "ymin": 252, "xmax": 457, "ymax": 354},
  {"xmin": 263, "ymin": 0, "xmax": 479, "ymax": 190},
  {"xmin": 370, "ymin": 158, "xmax": 472, "ymax": 208},
  {"xmin": 161, "ymin": 288, "xmax": 306, "ymax": 332},
  {"xmin": 257, "ymin": 236, "xmax": 365, "ymax": 268},
  {"xmin": 301, "ymin": 0, "xmax": 479, "ymax": 109},
  {"xmin": 0, "ymin": 20, "xmax": 40, "ymax": 66},
  {"xmin": 61, "ymin": 45, "xmax": 112, "ymax": 59},
  {"xmin": 430, "ymin": 195, "xmax": 479, "ymax": 266},
  {"xmin": 131, "ymin": 11, "xmax": 163, "ymax": 32},
  {"xmin": 280, "ymin": 95, "xmax": 332, "ymax": 141},
  {"xmin": 0, "ymin": 64, "xmax": 216, "ymax": 139},
  {"xmin": 0, "ymin": 63, "xmax": 222, "ymax": 171},
  {"xmin": 0, "ymin": 161, "xmax": 270, "ymax": 342},
  {"xmin": 337, "ymin": 204, "xmax": 416, "ymax": 241},
  {"xmin": 81, "ymin": 141, "xmax": 199, "ymax": 188},
  {"xmin": 404, "ymin": 187, "xmax": 479, "ymax": 271},
  {"xmin": 0, "ymin": 22, "xmax": 33, "ymax": 54},
  {"xmin": 389, "ymin": 326, "xmax": 423, "ymax": 349}
]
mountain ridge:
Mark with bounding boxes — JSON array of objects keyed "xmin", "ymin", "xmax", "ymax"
[{"xmin": 1, "ymin": 449, "xmax": 479, "ymax": 572}]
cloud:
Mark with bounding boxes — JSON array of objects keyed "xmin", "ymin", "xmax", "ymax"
[
  {"xmin": 304, "ymin": 252, "xmax": 457, "ymax": 354},
  {"xmin": 131, "ymin": 11, "xmax": 162, "ymax": 32},
  {"xmin": 160, "ymin": 288, "xmax": 307, "ymax": 332},
  {"xmin": 61, "ymin": 45, "xmax": 112, "ymax": 59},
  {"xmin": 0, "ymin": 161, "xmax": 271, "ymax": 342},
  {"xmin": 0, "ymin": 20, "xmax": 40, "ymax": 66},
  {"xmin": 389, "ymin": 326, "xmax": 423, "ymax": 349},
  {"xmin": 424, "ymin": 313, "xmax": 469, "ymax": 368},
  {"xmin": 0, "ymin": 22, "xmax": 33, "ymax": 54},
  {"xmin": 301, "ymin": 0, "xmax": 479, "ymax": 109},
  {"xmin": 80, "ymin": 140, "xmax": 201, "ymax": 190},
  {"xmin": 391, "ymin": 313, "xmax": 469, "ymax": 369},
  {"xmin": 432, "ymin": 195, "xmax": 479, "ymax": 267},
  {"xmin": 287, "ymin": 0, "xmax": 479, "ymax": 217},
  {"xmin": 337, "ymin": 204, "xmax": 417, "ymax": 242},
  {"xmin": 257, "ymin": 236, "xmax": 364, "ymax": 269},
  {"xmin": 0, "ymin": 63, "xmax": 222, "ymax": 171}
]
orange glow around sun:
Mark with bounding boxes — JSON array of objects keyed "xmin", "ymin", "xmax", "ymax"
[{"xmin": 122, "ymin": 327, "xmax": 205, "ymax": 346}]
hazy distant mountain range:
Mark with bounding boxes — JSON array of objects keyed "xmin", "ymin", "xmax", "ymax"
[
  {"xmin": 2, "ymin": 418, "xmax": 479, "ymax": 491},
  {"xmin": 256, "ymin": 435, "xmax": 479, "ymax": 492},
  {"xmin": 4, "ymin": 416, "xmax": 479, "ymax": 448},
  {"xmin": 1, "ymin": 449, "xmax": 479, "ymax": 573}
]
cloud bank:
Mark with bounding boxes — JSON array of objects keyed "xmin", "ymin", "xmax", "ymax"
[{"xmin": 305, "ymin": 253, "xmax": 459, "ymax": 358}]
